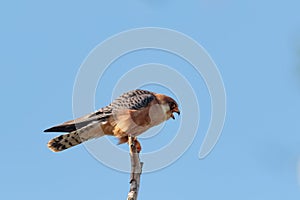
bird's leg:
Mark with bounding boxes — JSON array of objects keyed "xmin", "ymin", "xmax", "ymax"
[
  {"xmin": 132, "ymin": 137, "xmax": 142, "ymax": 153},
  {"xmin": 119, "ymin": 136, "xmax": 142, "ymax": 153}
]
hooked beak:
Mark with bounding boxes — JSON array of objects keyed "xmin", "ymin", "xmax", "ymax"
[{"xmin": 171, "ymin": 108, "xmax": 180, "ymax": 120}]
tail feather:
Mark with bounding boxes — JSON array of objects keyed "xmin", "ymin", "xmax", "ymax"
[
  {"xmin": 48, "ymin": 131, "xmax": 82, "ymax": 152},
  {"xmin": 47, "ymin": 121, "xmax": 105, "ymax": 152}
]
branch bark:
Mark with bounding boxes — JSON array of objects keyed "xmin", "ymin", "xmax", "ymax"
[{"xmin": 127, "ymin": 137, "xmax": 143, "ymax": 200}]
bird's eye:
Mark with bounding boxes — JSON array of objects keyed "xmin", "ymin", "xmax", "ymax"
[{"xmin": 170, "ymin": 102, "xmax": 176, "ymax": 109}]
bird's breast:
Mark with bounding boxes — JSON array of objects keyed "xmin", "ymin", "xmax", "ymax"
[{"xmin": 111, "ymin": 103, "xmax": 170, "ymax": 137}]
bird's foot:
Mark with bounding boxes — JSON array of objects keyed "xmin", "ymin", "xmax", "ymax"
[{"xmin": 132, "ymin": 137, "xmax": 141, "ymax": 153}]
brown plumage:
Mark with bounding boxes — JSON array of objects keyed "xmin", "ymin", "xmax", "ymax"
[{"xmin": 44, "ymin": 89, "xmax": 180, "ymax": 152}]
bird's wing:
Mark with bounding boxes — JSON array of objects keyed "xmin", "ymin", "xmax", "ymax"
[
  {"xmin": 44, "ymin": 107, "xmax": 111, "ymax": 133},
  {"xmin": 110, "ymin": 90, "xmax": 157, "ymax": 134},
  {"xmin": 44, "ymin": 89, "xmax": 156, "ymax": 133},
  {"xmin": 110, "ymin": 90, "xmax": 156, "ymax": 110}
]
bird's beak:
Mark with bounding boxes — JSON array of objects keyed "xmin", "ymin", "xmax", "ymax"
[
  {"xmin": 171, "ymin": 113, "xmax": 175, "ymax": 119},
  {"xmin": 171, "ymin": 107, "xmax": 180, "ymax": 120}
]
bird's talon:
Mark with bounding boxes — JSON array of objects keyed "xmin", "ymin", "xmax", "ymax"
[{"xmin": 134, "ymin": 138, "xmax": 142, "ymax": 153}]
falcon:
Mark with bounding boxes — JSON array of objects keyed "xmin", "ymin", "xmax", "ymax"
[{"xmin": 44, "ymin": 89, "xmax": 180, "ymax": 152}]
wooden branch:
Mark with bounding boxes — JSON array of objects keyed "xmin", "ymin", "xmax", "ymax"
[{"xmin": 127, "ymin": 137, "xmax": 143, "ymax": 200}]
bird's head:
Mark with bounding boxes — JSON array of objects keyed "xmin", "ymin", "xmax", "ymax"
[{"xmin": 156, "ymin": 94, "xmax": 180, "ymax": 120}]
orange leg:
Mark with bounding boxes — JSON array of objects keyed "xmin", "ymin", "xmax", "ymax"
[
  {"xmin": 133, "ymin": 137, "xmax": 142, "ymax": 153},
  {"xmin": 118, "ymin": 136, "xmax": 142, "ymax": 153}
]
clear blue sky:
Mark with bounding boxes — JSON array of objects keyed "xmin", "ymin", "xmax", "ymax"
[{"xmin": 1, "ymin": 0, "xmax": 300, "ymax": 199}]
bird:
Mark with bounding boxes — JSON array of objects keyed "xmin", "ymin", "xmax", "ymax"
[{"xmin": 44, "ymin": 89, "xmax": 180, "ymax": 152}]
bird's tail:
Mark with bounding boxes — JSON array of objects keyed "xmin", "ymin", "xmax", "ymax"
[
  {"xmin": 48, "ymin": 131, "xmax": 83, "ymax": 152},
  {"xmin": 47, "ymin": 122, "xmax": 105, "ymax": 152}
]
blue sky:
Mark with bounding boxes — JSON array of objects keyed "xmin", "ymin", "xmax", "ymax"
[{"xmin": 1, "ymin": 0, "xmax": 300, "ymax": 199}]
